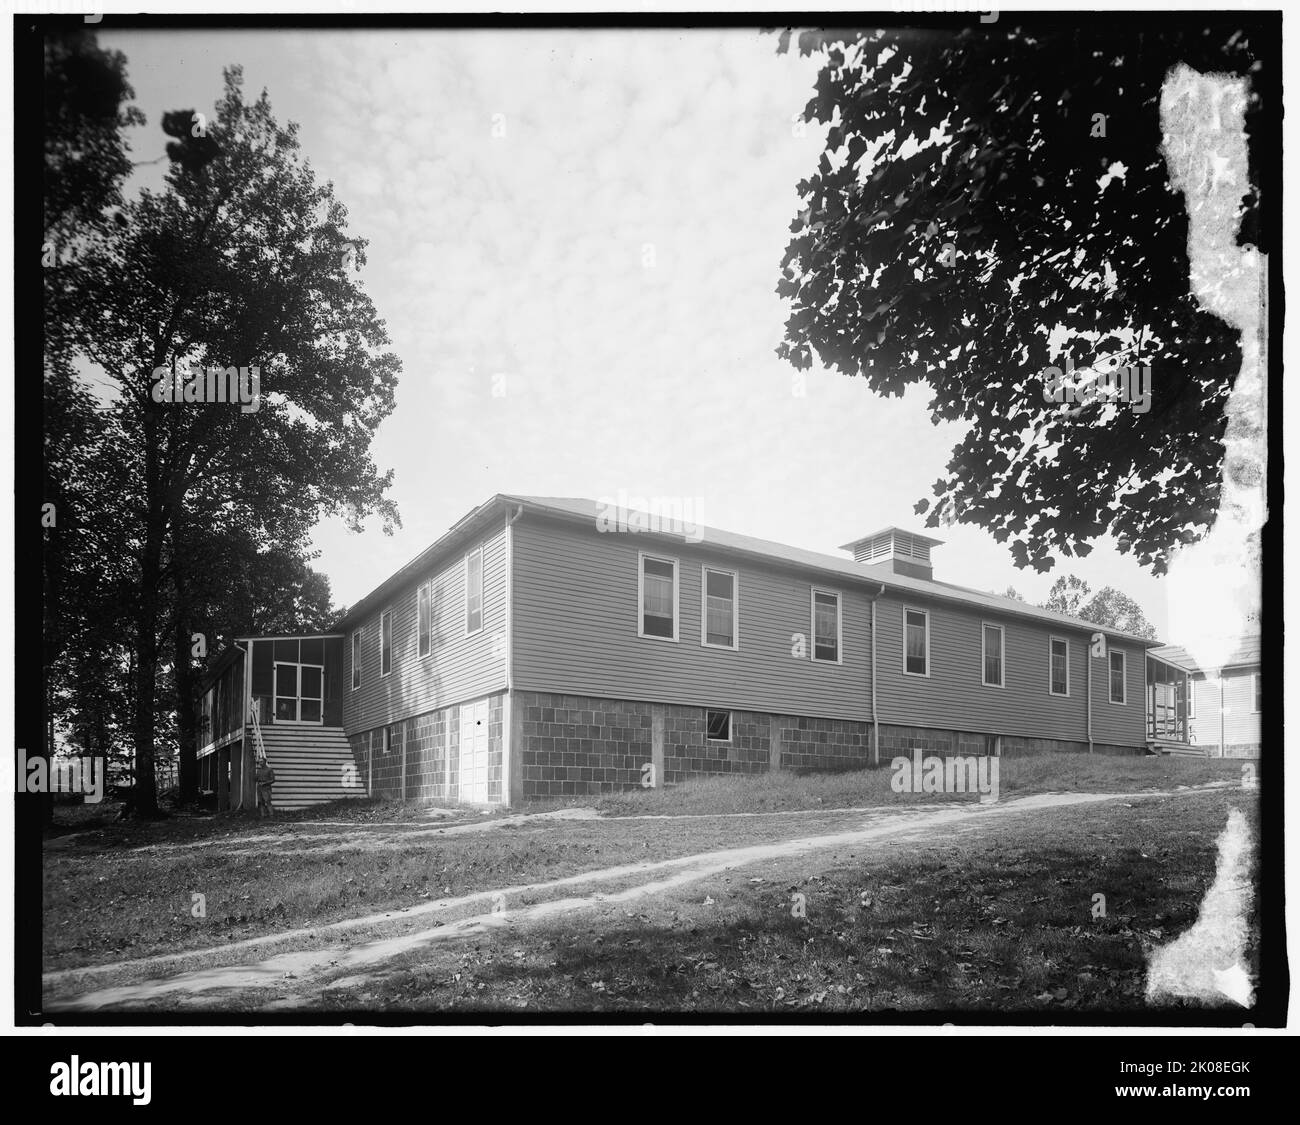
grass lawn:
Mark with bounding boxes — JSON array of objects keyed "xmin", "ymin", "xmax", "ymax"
[
  {"xmin": 576, "ymin": 752, "xmax": 1248, "ymax": 816},
  {"xmin": 43, "ymin": 754, "xmax": 1256, "ymax": 1008},
  {"xmin": 45, "ymin": 797, "xmax": 938, "ymax": 972},
  {"xmin": 311, "ymin": 787, "xmax": 1259, "ymax": 1015}
]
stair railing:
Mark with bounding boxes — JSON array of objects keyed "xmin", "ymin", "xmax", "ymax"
[{"xmin": 248, "ymin": 697, "xmax": 268, "ymax": 764}]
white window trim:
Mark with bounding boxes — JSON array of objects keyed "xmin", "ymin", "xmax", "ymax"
[
  {"xmin": 417, "ymin": 580, "xmax": 432, "ymax": 659},
  {"xmin": 810, "ymin": 587, "xmax": 843, "ymax": 665},
  {"xmin": 1187, "ymin": 677, "xmax": 1197, "ymax": 719},
  {"xmin": 379, "ymin": 608, "xmax": 393, "ymax": 679},
  {"xmin": 464, "ymin": 548, "xmax": 484, "ymax": 637},
  {"xmin": 705, "ymin": 709, "xmax": 732, "ymax": 743},
  {"xmin": 638, "ymin": 551, "xmax": 680, "ymax": 643},
  {"xmin": 272, "ymin": 660, "xmax": 325, "ymax": 725},
  {"xmin": 351, "ymin": 629, "xmax": 363, "ymax": 691},
  {"xmin": 902, "ymin": 605, "xmax": 930, "ymax": 678},
  {"xmin": 981, "ymin": 622, "xmax": 1005, "ymax": 688},
  {"xmin": 1252, "ymin": 671, "xmax": 1261, "ymax": 713},
  {"xmin": 700, "ymin": 565, "xmax": 740, "ymax": 650},
  {"xmin": 1049, "ymin": 635, "xmax": 1070, "ymax": 697},
  {"xmin": 1108, "ymin": 648, "xmax": 1127, "ymax": 705}
]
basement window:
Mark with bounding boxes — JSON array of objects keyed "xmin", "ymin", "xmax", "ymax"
[{"xmin": 706, "ymin": 710, "xmax": 731, "ymax": 742}]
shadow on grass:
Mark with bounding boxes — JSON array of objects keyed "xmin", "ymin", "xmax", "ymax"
[{"xmin": 314, "ymin": 793, "xmax": 1259, "ymax": 1017}]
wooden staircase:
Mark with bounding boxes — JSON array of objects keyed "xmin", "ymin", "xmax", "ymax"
[{"xmin": 258, "ymin": 724, "xmax": 368, "ymax": 810}]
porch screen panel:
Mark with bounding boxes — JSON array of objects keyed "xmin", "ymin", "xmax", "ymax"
[
  {"xmin": 275, "ymin": 664, "xmax": 298, "ymax": 721},
  {"xmin": 300, "ymin": 665, "xmax": 323, "ymax": 723}
]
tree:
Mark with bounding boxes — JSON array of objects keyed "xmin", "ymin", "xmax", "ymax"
[
  {"xmin": 43, "ymin": 30, "xmax": 149, "ymax": 813},
  {"xmin": 166, "ymin": 523, "xmax": 336, "ymax": 802},
  {"xmin": 1078, "ymin": 587, "xmax": 1158, "ymax": 641},
  {"xmin": 56, "ymin": 68, "xmax": 402, "ymax": 815},
  {"xmin": 1041, "ymin": 573, "xmax": 1156, "ymax": 638},
  {"xmin": 43, "ymin": 29, "xmax": 144, "ymax": 245},
  {"xmin": 1042, "ymin": 574, "xmax": 1093, "ymax": 619},
  {"xmin": 773, "ymin": 21, "xmax": 1267, "ymax": 574},
  {"xmin": 999, "ymin": 586, "xmax": 1026, "ymax": 602}
]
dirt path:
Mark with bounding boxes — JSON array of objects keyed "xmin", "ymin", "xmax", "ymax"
[{"xmin": 43, "ymin": 786, "xmax": 1213, "ymax": 1012}]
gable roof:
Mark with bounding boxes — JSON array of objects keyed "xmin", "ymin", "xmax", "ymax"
[
  {"xmin": 335, "ymin": 494, "xmax": 513, "ymax": 630},
  {"xmin": 1149, "ymin": 636, "xmax": 1261, "ymax": 675},
  {"xmin": 333, "ymin": 493, "xmax": 1159, "ymax": 645}
]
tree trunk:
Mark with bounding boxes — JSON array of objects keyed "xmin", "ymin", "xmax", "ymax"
[
  {"xmin": 131, "ymin": 584, "xmax": 160, "ymax": 816},
  {"xmin": 130, "ymin": 416, "xmax": 165, "ymax": 818},
  {"xmin": 173, "ymin": 610, "xmax": 199, "ymax": 803}
]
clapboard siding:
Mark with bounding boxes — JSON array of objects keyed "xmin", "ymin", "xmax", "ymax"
[
  {"xmin": 874, "ymin": 592, "xmax": 1146, "ymax": 746},
  {"xmin": 260, "ymin": 725, "xmax": 366, "ymax": 810},
  {"xmin": 1089, "ymin": 639, "xmax": 1149, "ymax": 747},
  {"xmin": 511, "ymin": 516, "xmax": 872, "ymax": 722},
  {"xmin": 343, "ymin": 519, "xmax": 509, "ymax": 733},
  {"xmin": 1191, "ymin": 669, "xmax": 1261, "ymax": 748}
]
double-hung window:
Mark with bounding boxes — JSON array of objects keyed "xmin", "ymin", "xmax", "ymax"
[
  {"xmin": 904, "ymin": 608, "xmax": 929, "ymax": 676},
  {"xmin": 1109, "ymin": 649, "xmax": 1126, "ymax": 704},
  {"xmin": 812, "ymin": 589, "xmax": 841, "ymax": 663},
  {"xmin": 982, "ymin": 624, "xmax": 1004, "ymax": 687},
  {"xmin": 702, "ymin": 567, "xmax": 738, "ymax": 649},
  {"xmin": 1049, "ymin": 637, "xmax": 1069, "ymax": 696},
  {"xmin": 418, "ymin": 582, "xmax": 432, "ymax": 657},
  {"xmin": 465, "ymin": 549, "xmax": 483, "ymax": 634},
  {"xmin": 639, "ymin": 553, "xmax": 678, "ymax": 640}
]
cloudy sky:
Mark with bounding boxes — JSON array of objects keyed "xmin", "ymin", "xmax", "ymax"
[{"xmin": 102, "ymin": 26, "xmax": 1174, "ymax": 638}]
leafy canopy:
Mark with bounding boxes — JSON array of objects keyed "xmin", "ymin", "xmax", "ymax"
[{"xmin": 775, "ymin": 22, "xmax": 1263, "ymax": 574}]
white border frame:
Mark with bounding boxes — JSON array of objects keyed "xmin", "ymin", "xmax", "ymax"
[
  {"xmin": 1108, "ymin": 647, "xmax": 1127, "ymax": 705},
  {"xmin": 379, "ymin": 608, "xmax": 394, "ymax": 678},
  {"xmin": 464, "ymin": 547, "xmax": 484, "ymax": 637},
  {"xmin": 902, "ymin": 605, "xmax": 930, "ymax": 677},
  {"xmin": 1252, "ymin": 670, "xmax": 1261, "ymax": 713},
  {"xmin": 981, "ymin": 622, "xmax": 1005, "ymax": 688},
  {"xmin": 700, "ymin": 565, "xmax": 740, "ymax": 650},
  {"xmin": 810, "ymin": 587, "xmax": 843, "ymax": 665},
  {"xmin": 638, "ymin": 551, "xmax": 680, "ymax": 643},
  {"xmin": 1048, "ymin": 635, "xmax": 1070, "ymax": 697},
  {"xmin": 351, "ymin": 628, "xmax": 363, "ymax": 691}
]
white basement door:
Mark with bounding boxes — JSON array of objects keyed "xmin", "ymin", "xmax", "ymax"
[{"xmin": 458, "ymin": 699, "xmax": 489, "ymax": 803}]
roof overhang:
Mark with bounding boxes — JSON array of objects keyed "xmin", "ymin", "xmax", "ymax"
[{"xmin": 335, "ymin": 495, "xmax": 521, "ymax": 631}]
